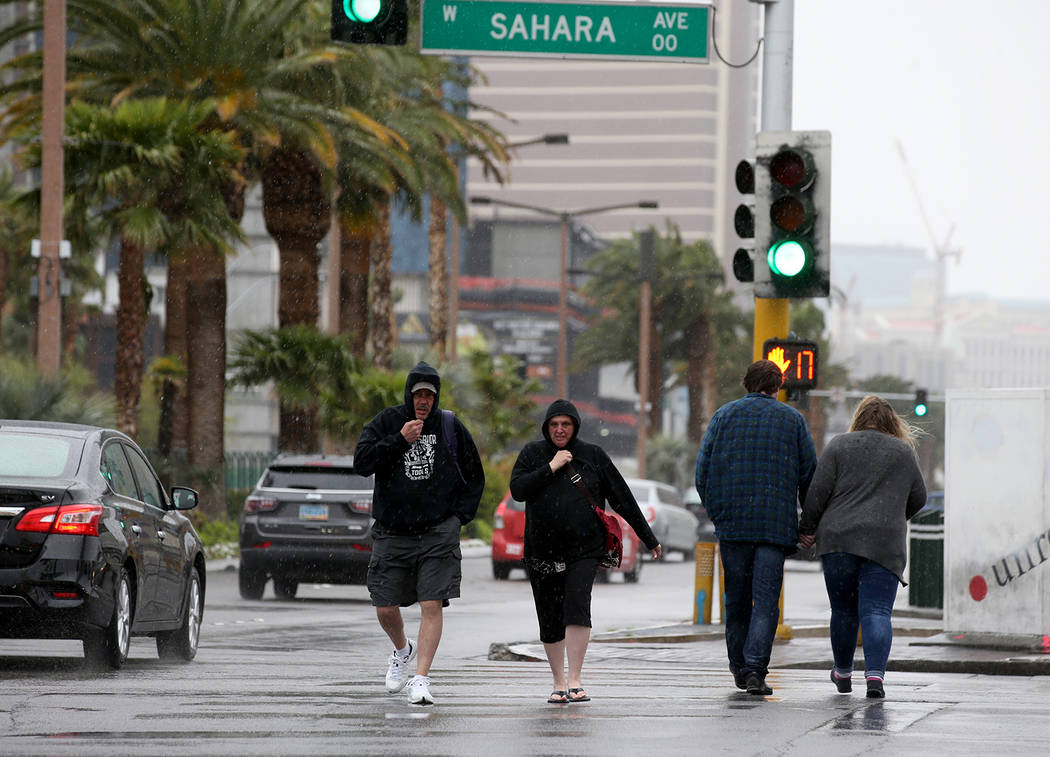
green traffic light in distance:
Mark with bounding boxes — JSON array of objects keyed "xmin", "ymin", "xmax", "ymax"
[
  {"xmin": 345, "ymin": 0, "xmax": 382, "ymax": 22},
  {"xmin": 915, "ymin": 402, "xmax": 928, "ymax": 417},
  {"xmin": 767, "ymin": 239, "xmax": 807, "ymax": 277}
]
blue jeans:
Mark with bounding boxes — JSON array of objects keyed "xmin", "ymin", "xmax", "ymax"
[
  {"xmin": 821, "ymin": 552, "xmax": 900, "ymax": 679},
  {"xmin": 719, "ymin": 542, "xmax": 785, "ymax": 678}
]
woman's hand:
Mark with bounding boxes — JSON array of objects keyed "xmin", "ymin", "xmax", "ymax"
[
  {"xmin": 798, "ymin": 533, "xmax": 815, "ymax": 549},
  {"xmin": 650, "ymin": 544, "xmax": 662, "ymax": 560},
  {"xmin": 549, "ymin": 449, "xmax": 572, "ymax": 472}
]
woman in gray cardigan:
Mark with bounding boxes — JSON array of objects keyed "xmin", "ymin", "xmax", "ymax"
[{"xmin": 798, "ymin": 395, "xmax": 927, "ymax": 699}]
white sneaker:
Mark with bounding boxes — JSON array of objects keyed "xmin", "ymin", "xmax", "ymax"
[
  {"xmin": 406, "ymin": 674, "xmax": 434, "ymax": 705},
  {"xmin": 384, "ymin": 641, "xmax": 416, "ymax": 693}
]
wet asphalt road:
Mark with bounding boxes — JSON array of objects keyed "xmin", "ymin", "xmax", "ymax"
[{"xmin": 2, "ymin": 554, "xmax": 1049, "ymax": 755}]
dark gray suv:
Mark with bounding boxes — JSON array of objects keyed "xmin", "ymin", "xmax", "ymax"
[{"xmin": 238, "ymin": 455, "xmax": 374, "ymax": 600}]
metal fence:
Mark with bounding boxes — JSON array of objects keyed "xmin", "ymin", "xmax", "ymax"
[{"xmin": 225, "ymin": 450, "xmax": 274, "ymax": 491}]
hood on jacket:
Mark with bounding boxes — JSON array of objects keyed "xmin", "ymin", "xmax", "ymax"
[
  {"xmin": 541, "ymin": 398, "xmax": 581, "ymax": 447},
  {"xmin": 403, "ymin": 361, "xmax": 441, "ymax": 417}
]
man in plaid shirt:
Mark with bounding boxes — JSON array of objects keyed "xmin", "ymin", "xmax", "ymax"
[{"xmin": 695, "ymin": 359, "xmax": 817, "ymax": 696}]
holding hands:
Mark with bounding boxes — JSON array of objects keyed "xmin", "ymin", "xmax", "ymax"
[{"xmin": 798, "ymin": 533, "xmax": 815, "ymax": 550}]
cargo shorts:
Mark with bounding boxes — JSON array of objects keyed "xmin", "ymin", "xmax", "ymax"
[{"xmin": 367, "ymin": 515, "xmax": 462, "ymax": 608}]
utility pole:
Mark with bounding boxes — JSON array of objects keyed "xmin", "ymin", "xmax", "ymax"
[
  {"xmin": 37, "ymin": 0, "xmax": 66, "ymax": 377},
  {"xmin": 636, "ymin": 229, "xmax": 654, "ymax": 478}
]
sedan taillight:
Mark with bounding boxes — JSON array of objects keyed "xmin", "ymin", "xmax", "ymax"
[
  {"xmin": 17, "ymin": 504, "xmax": 103, "ymax": 536},
  {"xmin": 244, "ymin": 496, "xmax": 278, "ymax": 513}
]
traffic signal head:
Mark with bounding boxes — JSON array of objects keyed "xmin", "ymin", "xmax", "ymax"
[
  {"xmin": 762, "ymin": 338, "xmax": 819, "ymax": 394},
  {"xmin": 732, "ymin": 159, "xmax": 755, "ymax": 283},
  {"xmin": 754, "ymin": 130, "xmax": 831, "ymax": 298},
  {"xmin": 331, "ymin": 0, "xmax": 407, "ymax": 45},
  {"xmin": 914, "ymin": 388, "xmax": 928, "ymax": 417}
]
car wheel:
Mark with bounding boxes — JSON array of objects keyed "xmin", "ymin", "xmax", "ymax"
[
  {"xmin": 83, "ymin": 567, "xmax": 132, "ymax": 669},
  {"xmin": 238, "ymin": 565, "xmax": 266, "ymax": 600},
  {"xmin": 272, "ymin": 576, "xmax": 298, "ymax": 600},
  {"xmin": 157, "ymin": 568, "xmax": 203, "ymax": 662},
  {"xmin": 492, "ymin": 562, "xmax": 512, "ymax": 580},
  {"xmin": 623, "ymin": 559, "xmax": 642, "ymax": 584}
]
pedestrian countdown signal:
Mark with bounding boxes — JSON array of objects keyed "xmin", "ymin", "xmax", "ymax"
[{"xmin": 763, "ymin": 338, "xmax": 819, "ymax": 393}]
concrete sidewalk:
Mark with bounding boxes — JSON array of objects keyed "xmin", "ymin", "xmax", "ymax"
[{"xmin": 494, "ymin": 561, "xmax": 1050, "ymax": 676}]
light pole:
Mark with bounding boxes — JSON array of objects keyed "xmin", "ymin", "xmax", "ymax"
[
  {"xmin": 449, "ymin": 134, "xmax": 569, "ymax": 364},
  {"xmin": 469, "ymin": 197, "xmax": 658, "ymax": 398}
]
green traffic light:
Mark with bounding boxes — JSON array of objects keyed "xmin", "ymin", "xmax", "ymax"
[
  {"xmin": 767, "ymin": 239, "xmax": 807, "ymax": 278},
  {"xmin": 345, "ymin": 0, "xmax": 382, "ymax": 22},
  {"xmin": 915, "ymin": 403, "xmax": 928, "ymax": 417}
]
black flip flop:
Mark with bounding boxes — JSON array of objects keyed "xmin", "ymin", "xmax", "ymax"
[
  {"xmin": 548, "ymin": 690, "xmax": 569, "ymax": 704},
  {"xmin": 568, "ymin": 688, "xmax": 590, "ymax": 702}
]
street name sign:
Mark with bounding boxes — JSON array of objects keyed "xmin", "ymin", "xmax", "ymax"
[{"xmin": 420, "ymin": 0, "xmax": 710, "ymax": 63}]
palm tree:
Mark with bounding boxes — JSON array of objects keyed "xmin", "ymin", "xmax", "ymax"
[
  {"xmin": 0, "ymin": 0, "xmax": 510, "ymax": 451},
  {"xmin": 228, "ymin": 324, "xmax": 367, "ymax": 451},
  {"xmin": 576, "ymin": 226, "xmax": 736, "ymax": 443},
  {"xmin": 31, "ymin": 97, "xmax": 242, "ymax": 444},
  {"xmin": 0, "ymin": 167, "xmax": 35, "ymax": 350},
  {"xmin": 327, "ymin": 49, "xmax": 509, "ymax": 368},
  {"xmin": 0, "ymin": 0, "xmax": 378, "ymax": 474}
]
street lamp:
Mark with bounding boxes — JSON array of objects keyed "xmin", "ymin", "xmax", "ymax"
[
  {"xmin": 448, "ymin": 134, "xmax": 569, "ymax": 364},
  {"xmin": 469, "ymin": 196, "xmax": 659, "ymax": 398}
]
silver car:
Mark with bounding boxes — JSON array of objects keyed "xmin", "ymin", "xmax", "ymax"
[
  {"xmin": 682, "ymin": 488, "xmax": 717, "ymax": 542},
  {"xmin": 624, "ymin": 478, "xmax": 699, "ymax": 559}
]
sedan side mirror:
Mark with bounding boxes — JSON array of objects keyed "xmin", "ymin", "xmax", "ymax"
[{"xmin": 171, "ymin": 486, "xmax": 200, "ymax": 511}]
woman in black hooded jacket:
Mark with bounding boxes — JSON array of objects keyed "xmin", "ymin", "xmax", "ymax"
[{"xmin": 510, "ymin": 399, "xmax": 661, "ymax": 704}]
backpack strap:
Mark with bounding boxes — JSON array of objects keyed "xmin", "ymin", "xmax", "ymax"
[{"xmin": 441, "ymin": 409, "xmax": 466, "ymax": 483}]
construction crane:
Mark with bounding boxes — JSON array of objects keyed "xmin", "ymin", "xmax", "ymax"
[{"xmin": 894, "ymin": 139, "xmax": 962, "ymax": 346}]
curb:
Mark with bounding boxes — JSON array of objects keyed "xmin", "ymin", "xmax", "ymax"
[{"xmin": 590, "ymin": 622, "xmax": 942, "ymax": 645}]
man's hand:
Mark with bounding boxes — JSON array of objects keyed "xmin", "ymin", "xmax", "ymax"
[
  {"xmin": 401, "ymin": 419, "xmax": 423, "ymax": 444},
  {"xmin": 549, "ymin": 449, "xmax": 572, "ymax": 472},
  {"xmin": 767, "ymin": 346, "xmax": 791, "ymax": 376},
  {"xmin": 798, "ymin": 533, "xmax": 815, "ymax": 550}
]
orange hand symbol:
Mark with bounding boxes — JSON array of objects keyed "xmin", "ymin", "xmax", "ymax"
[{"xmin": 767, "ymin": 346, "xmax": 791, "ymax": 376}]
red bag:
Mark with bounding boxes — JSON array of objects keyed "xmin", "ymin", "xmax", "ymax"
[
  {"xmin": 592, "ymin": 504, "xmax": 624, "ymax": 569},
  {"xmin": 567, "ymin": 464, "xmax": 623, "ymax": 569}
]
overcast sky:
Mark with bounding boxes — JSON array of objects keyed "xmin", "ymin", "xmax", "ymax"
[{"xmin": 791, "ymin": 0, "xmax": 1048, "ymax": 303}]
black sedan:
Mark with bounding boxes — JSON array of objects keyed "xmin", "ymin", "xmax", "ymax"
[{"xmin": 0, "ymin": 420, "xmax": 204, "ymax": 668}]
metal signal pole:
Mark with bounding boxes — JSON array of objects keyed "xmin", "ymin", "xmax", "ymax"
[{"xmin": 753, "ymin": 0, "xmax": 793, "ymax": 363}]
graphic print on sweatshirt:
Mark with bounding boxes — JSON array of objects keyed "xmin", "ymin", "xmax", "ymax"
[{"xmin": 404, "ymin": 434, "xmax": 437, "ymax": 481}]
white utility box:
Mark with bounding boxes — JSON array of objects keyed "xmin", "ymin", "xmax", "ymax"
[{"xmin": 944, "ymin": 389, "xmax": 1050, "ymax": 636}]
